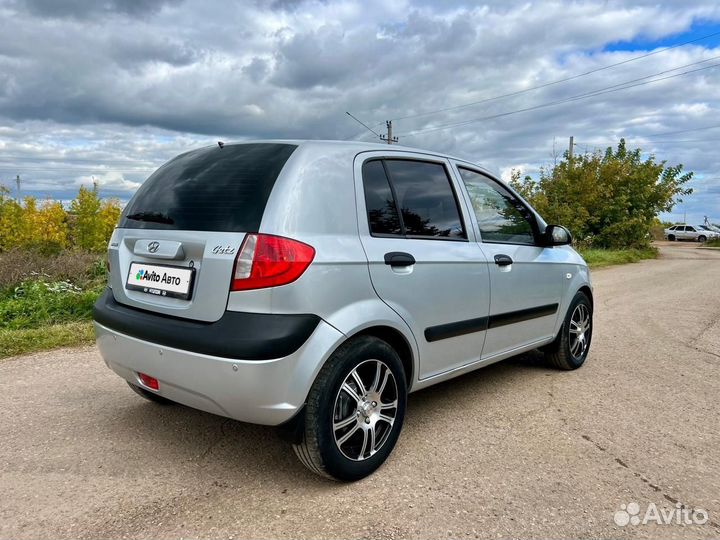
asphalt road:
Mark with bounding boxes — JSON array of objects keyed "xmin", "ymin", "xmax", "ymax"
[{"xmin": 1, "ymin": 242, "xmax": 719, "ymax": 539}]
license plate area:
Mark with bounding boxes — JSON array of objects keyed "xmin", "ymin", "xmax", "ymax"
[{"xmin": 126, "ymin": 261, "xmax": 196, "ymax": 300}]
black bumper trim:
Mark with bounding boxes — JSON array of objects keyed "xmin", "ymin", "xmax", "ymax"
[{"xmin": 92, "ymin": 288, "xmax": 321, "ymax": 360}]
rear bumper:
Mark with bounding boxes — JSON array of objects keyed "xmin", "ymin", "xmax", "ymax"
[
  {"xmin": 93, "ymin": 293, "xmax": 346, "ymax": 425},
  {"xmin": 93, "ymin": 288, "xmax": 321, "ymax": 360}
]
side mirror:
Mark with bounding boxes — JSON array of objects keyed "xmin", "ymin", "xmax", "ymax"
[{"xmin": 542, "ymin": 225, "xmax": 572, "ymax": 246}]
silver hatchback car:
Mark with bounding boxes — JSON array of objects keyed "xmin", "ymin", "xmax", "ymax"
[{"xmin": 94, "ymin": 141, "xmax": 593, "ymax": 480}]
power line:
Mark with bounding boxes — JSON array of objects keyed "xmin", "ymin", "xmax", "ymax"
[
  {"xmin": 398, "ymin": 59, "xmax": 720, "ymax": 137},
  {"xmin": 345, "ymin": 111, "xmax": 382, "ymax": 139},
  {"xmin": 642, "ymin": 123, "xmax": 720, "ymax": 137},
  {"xmin": 386, "ymin": 29, "xmax": 720, "ymax": 123}
]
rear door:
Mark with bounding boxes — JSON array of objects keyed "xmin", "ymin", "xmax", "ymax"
[
  {"xmin": 452, "ymin": 165, "xmax": 563, "ymax": 359},
  {"xmin": 355, "ymin": 152, "xmax": 490, "ymax": 380},
  {"xmin": 109, "ymin": 143, "xmax": 297, "ymax": 322}
]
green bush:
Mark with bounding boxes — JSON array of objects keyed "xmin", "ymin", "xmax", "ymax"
[{"xmin": 511, "ymin": 140, "xmax": 693, "ymax": 249}]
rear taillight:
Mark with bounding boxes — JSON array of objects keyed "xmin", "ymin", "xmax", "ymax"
[{"xmin": 231, "ymin": 234, "xmax": 315, "ymax": 291}]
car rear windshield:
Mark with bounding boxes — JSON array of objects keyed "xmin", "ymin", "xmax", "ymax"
[{"xmin": 119, "ymin": 143, "xmax": 297, "ymax": 232}]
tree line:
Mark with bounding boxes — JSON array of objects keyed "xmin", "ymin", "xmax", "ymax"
[{"xmin": 0, "ymin": 185, "xmax": 122, "ymax": 253}]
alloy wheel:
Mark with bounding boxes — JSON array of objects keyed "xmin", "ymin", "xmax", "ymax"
[
  {"xmin": 569, "ymin": 303, "xmax": 591, "ymax": 360},
  {"xmin": 332, "ymin": 359, "xmax": 399, "ymax": 461}
]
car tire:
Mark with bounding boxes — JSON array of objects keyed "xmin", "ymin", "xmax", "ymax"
[
  {"xmin": 292, "ymin": 336, "xmax": 407, "ymax": 481},
  {"xmin": 667, "ymin": 234, "xmax": 675, "ymax": 241},
  {"xmin": 543, "ymin": 291, "xmax": 593, "ymax": 370},
  {"xmin": 127, "ymin": 381, "xmax": 173, "ymax": 404},
  {"xmin": 698, "ymin": 235, "xmax": 707, "ymax": 243}
]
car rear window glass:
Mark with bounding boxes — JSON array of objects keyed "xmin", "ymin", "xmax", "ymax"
[
  {"xmin": 383, "ymin": 160, "xmax": 466, "ymax": 239},
  {"xmin": 362, "ymin": 160, "xmax": 403, "ymax": 236},
  {"xmin": 119, "ymin": 143, "xmax": 297, "ymax": 232}
]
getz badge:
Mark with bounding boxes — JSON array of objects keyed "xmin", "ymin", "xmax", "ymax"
[{"xmin": 212, "ymin": 245, "xmax": 236, "ymax": 255}]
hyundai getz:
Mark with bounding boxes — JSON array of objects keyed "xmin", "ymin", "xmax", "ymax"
[{"xmin": 94, "ymin": 141, "xmax": 593, "ymax": 481}]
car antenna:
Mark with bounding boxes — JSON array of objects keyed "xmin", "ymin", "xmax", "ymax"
[{"xmin": 218, "ymin": 141, "xmax": 225, "ymax": 149}]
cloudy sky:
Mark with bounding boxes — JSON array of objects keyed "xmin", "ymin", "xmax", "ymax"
[{"xmin": 1, "ymin": 0, "xmax": 719, "ymax": 224}]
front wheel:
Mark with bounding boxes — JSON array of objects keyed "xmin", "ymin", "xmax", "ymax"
[
  {"xmin": 667, "ymin": 234, "xmax": 676, "ymax": 241},
  {"xmin": 292, "ymin": 336, "xmax": 407, "ymax": 481},
  {"xmin": 543, "ymin": 291, "xmax": 593, "ymax": 370},
  {"xmin": 698, "ymin": 235, "xmax": 707, "ymax": 243}
]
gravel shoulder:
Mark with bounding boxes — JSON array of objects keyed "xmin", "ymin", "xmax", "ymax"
[{"xmin": 1, "ymin": 242, "xmax": 719, "ymax": 539}]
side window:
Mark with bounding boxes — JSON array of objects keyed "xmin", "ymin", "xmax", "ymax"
[
  {"xmin": 669, "ymin": 226, "xmax": 677, "ymax": 231},
  {"xmin": 383, "ymin": 160, "xmax": 466, "ymax": 239},
  {"xmin": 687, "ymin": 226, "xmax": 696, "ymax": 232},
  {"xmin": 362, "ymin": 160, "xmax": 402, "ymax": 236},
  {"xmin": 458, "ymin": 168, "xmax": 536, "ymax": 245}
]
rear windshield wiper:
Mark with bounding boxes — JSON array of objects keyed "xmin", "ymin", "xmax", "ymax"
[{"xmin": 125, "ymin": 211, "xmax": 175, "ymax": 224}]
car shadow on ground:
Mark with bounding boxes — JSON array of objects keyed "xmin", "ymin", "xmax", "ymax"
[{"xmin": 104, "ymin": 350, "xmax": 553, "ymax": 486}]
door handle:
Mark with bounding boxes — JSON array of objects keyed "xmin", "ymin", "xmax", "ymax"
[
  {"xmin": 384, "ymin": 252, "xmax": 416, "ymax": 267},
  {"xmin": 494, "ymin": 254, "xmax": 513, "ymax": 267}
]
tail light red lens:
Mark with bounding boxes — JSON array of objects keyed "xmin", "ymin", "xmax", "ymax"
[{"xmin": 231, "ymin": 234, "xmax": 315, "ymax": 291}]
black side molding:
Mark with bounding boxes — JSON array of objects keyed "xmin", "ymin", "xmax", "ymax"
[
  {"xmin": 424, "ymin": 303, "xmax": 559, "ymax": 342},
  {"xmin": 92, "ymin": 288, "xmax": 321, "ymax": 360},
  {"xmin": 425, "ymin": 316, "xmax": 488, "ymax": 342},
  {"xmin": 488, "ymin": 303, "xmax": 559, "ymax": 329}
]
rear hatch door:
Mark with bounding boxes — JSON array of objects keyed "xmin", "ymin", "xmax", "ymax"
[{"xmin": 108, "ymin": 143, "xmax": 297, "ymax": 322}]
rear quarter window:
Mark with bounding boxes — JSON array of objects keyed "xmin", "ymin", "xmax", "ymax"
[{"xmin": 119, "ymin": 143, "xmax": 297, "ymax": 232}]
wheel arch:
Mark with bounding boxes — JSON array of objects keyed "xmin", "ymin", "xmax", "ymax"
[
  {"xmin": 278, "ymin": 323, "xmax": 416, "ymax": 444},
  {"xmin": 578, "ymin": 284, "xmax": 594, "ymax": 308},
  {"xmin": 348, "ymin": 325, "xmax": 415, "ymax": 391}
]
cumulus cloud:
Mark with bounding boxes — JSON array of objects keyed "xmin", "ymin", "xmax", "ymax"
[{"xmin": 0, "ymin": 0, "xmax": 718, "ymax": 222}]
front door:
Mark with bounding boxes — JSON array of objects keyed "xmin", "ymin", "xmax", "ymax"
[
  {"xmin": 355, "ymin": 154, "xmax": 490, "ymax": 379},
  {"xmin": 452, "ymin": 165, "xmax": 564, "ymax": 360}
]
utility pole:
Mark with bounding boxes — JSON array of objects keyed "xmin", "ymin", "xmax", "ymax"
[
  {"xmin": 568, "ymin": 136, "xmax": 574, "ymax": 159},
  {"xmin": 15, "ymin": 174, "xmax": 20, "ymax": 202},
  {"xmin": 380, "ymin": 121, "xmax": 398, "ymax": 145}
]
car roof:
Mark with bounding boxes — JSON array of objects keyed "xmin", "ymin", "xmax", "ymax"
[{"xmin": 213, "ymin": 139, "xmax": 495, "ymax": 176}]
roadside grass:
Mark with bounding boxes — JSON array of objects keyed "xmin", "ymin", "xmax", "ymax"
[
  {"xmin": 578, "ymin": 247, "xmax": 658, "ymax": 269},
  {"xmin": 0, "ymin": 321, "xmax": 95, "ymax": 360},
  {"xmin": 704, "ymin": 238, "xmax": 720, "ymax": 248},
  {"xmin": 0, "ymin": 249, "xmax": 105, "ymax": 359}
]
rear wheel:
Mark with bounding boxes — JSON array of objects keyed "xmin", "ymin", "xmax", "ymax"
[
  {"xmin": 543, "ymin": 291, "xmax": 593, "ymax": 370},
  {"xmin": 126, "ymin": 381, "xmax": 173, "ymax": 404},
  {"xmin": 292, "ymin": 336, "xmax": 407, "ymax": 481}
]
